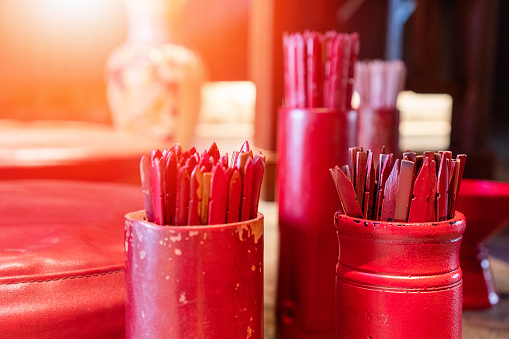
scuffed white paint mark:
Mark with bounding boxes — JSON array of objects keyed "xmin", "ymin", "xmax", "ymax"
[
  {"xmin": 203, "ymin": 233, "xmax": 207, "ymax": 240},
  {"xmin": 189, "ymin": 231, "xmax": 199, "ymax": 237},
  {"xmin": 170, "ymin": 233, "xmax": 182, "ymax": 242},
  {"xmin": 175, "ymin": 249, "xmax": 182, "ymax": 255},
  {"xmin": 200, "ymin": 241, "xmax": 204, "ymax": 245},
  {"xmin": 250, "ymin": 317, "xmax": 253, "ymax": 321},
  {"xmin": 141, "ymin": 310, "xmax": 145, "ymax": 318},
  {"xmin": 251, "ymin": 265, "xmax": 256, "ymax": 271},
  {"xmin": 179, "ymin": 292, "xmax": 188, "ymax": 304},
  {"xmin": 164, "ymin": 237, "xmax": 168, "ymax": 241},
  {"xmin": 159, "ymin": 240, "xmax": 164, "ymax": 245},
  {"xmin": 139, "ymin": 251, "xmax": 146, "ymax": 259},
  {"xmin": 125, "ymin": 240, "xmax": 128, "ymax": 252},
  {"xmin": 165, "ymin": 276, "xmax": 170, "ymax": 280},
  {"xmin": 247, "ymin": 325, "xmax": 253, "ymax": 338},
  {"xmin": 137, "ymin": 230, "xmax": 143, "ymax": 242}
]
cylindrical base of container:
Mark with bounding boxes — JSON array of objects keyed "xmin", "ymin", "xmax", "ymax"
[
  {"xmin": 336, "ymin": 268, "xmax": 462, "ymax": 338},
  {"xmin": 335, "ymin": 212, "xmax": 466, "ymax": 338},
  {"xmin": 277, "ymin": 107, "xmax": 358, "ymax": 338},
  {"xmin": 125, "ymin": 210, "xmax": 264, "ymax": 339}
]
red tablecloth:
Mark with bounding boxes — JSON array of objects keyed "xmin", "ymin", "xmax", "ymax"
[{"xmin": 0, "ymin": 180, "xmax": 143, "ymax": 338}]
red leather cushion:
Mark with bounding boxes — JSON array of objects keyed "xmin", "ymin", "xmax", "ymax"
[{"xmin": 0, "ymin": 180, "xmax": 143, "ymax": 338}]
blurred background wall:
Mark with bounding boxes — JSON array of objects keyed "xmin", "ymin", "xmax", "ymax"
[{"xmin": 0, "ymin": 0, "xmax": 507, "ymax": 180}]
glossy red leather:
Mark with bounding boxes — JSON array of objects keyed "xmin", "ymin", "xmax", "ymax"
[
  {"xmin": 276, "ymin": 107, "xmax": 357, "ymax": 338},
  {"xmin": 357, "ymin": 105, "xmax": 400, "ymax": 156},
  {"xmin": 0, "ymin": 180, "xmax": 143, "ymax": 338},
  {"xmin": 455, "ymin": 179, "xmax": 509, "ymax": 309},
  {"xmin": 335, "ymin": 212, "xmax": 466, "ymax": 338},
  {"xmin": 124, "ymin": 211, "xmax": 264, "ymax": 339}
]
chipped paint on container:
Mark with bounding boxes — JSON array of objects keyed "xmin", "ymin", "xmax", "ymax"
[{"xmin": 125, "ymin": 210, "xmax": 264, "ymax": 339}]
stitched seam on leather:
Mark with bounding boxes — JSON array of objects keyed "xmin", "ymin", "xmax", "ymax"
[{"xmin": 0, "ymin": 269, "xmax": 125, "ymax": 286}]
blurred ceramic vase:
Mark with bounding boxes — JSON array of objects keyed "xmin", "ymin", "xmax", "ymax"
[{"xmin": 106, "ymin": 0, "xmax": 205, "ymax": 148}]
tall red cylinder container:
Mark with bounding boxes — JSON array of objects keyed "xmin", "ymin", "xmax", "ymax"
[
  {"xmin": 335, "ymin": 211, "xmax": 466, "ymax": 338},
  {"xmin": 124, "ymin": 210, "xmax": 264, "ymax": 339},
  {"xmin": 276, "ymin": 107, "xmax": 358, "ymax": 338}
]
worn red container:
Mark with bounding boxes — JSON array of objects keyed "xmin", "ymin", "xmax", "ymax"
[
  {"xmin": 277, "ymin": 107, "xmax": 357, "ymax": 338},
  {"xmin": 335, "ymin": 212, "xmax": 466, "ymax": 338},
  {"xmin": 455, "ymin": 179, "xmax": 509, "ymax": 309},
  {"xmin": 358, "ymin": 105, "xmax": 400, "ymax": 155},
  {"xmin": 124, "ymin": 210, "xmax": 264, "ymax": 339}
]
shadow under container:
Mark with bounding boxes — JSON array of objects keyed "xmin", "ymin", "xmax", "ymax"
[
  {"xmin": 124, "ymin": 211, "xmax": 264, "ymax": 339},
  {"xmin": 277, "ymin": 107, "xmax": 358, "ymax": 338},
  {"xmin": 335, "ymin": 212, "xmax": 466, "ymax": 338}
]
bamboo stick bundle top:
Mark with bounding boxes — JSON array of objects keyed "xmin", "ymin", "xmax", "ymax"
[
  {"xmin": 283, "ymin": 31, "xmax": 360, "ymax": 111},
  {"xmin": 140, "ymin": 141, "xmax": 265, "ymax": 226},
  {"xmin": 330, "ymin": 146, "xmax": 466, "ymax": 222},
  {"xmin": 354, "ymin": 59, "xmax": 406, "ymax": 109}
]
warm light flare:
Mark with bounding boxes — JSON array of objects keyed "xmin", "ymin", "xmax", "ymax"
[{"xmin": 34, "ymin": 0, "xmax": 105, "ymax": 18}]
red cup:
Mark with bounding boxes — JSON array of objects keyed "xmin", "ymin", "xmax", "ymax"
[
  {"xmin": 276, "ymin": 107, "xmax": 357, "ymax": 338},
  {"xmin": 335, "ymin": 212, "xmax": 466, "ymax": 338},
  {"xmin": 124, "ymin": 211, "xmax": 264, "ymax": 339},
  {"xmin": 358, "ymin": 105, "xmax": 400, "ymax": 155},
  {"xmin": 455, "ymin": 179, "xmax": 509, "ymax": 309}
]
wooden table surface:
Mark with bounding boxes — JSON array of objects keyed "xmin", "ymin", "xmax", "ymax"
[{"xmin": 259, "ymin": 201, "xmax": 509, "ymax": 338}]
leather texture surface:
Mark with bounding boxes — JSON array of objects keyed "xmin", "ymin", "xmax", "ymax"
[{"xmin": 0, "ymin": 180, "xmax": 143, "ymax": 338}]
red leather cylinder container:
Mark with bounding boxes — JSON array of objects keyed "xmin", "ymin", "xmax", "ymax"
[
  {"xmin": 335, "ymin": 212, "xmax": 466, "ymax": 338},
  {"xmin": 358, "ymin": 105, "xmax": 400, "ymax": 155},
  {"xmin": 124, "ymin": 211, "xmax": 264, "ymax": 339},
  {"xmin": 276, "ymin": 107, "xmax": 357, "ymax": 338}
]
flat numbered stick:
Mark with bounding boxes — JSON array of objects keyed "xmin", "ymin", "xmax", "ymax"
[
  {"xmin": 355, "ymin": 151, "xmax": 367, "ymax": 210},
  {"xmin": 380, "ymin": 159, "xmax": 400, "ymax": 221},
  {"xmin": 426, "ymin": 160, "xmax": 437, "ymax": 222},
  {"xmin": 448, "ymin": 154, "xmax": 467, "ymax": 219},
  {"xmin": 151, "ymin": 157, "xmax": 166, "ymax": 225},
  {"xmin": 408, "ymin": 157, "xmax": 431, "ymax": 223},
  {"xmin": 165, "ymin": 152, "xmax": 178, "ymax": 225},
  {"xmin": 436, "ymin": 157, "xmax": 449, "ymax": 221},
  {"xmin": 208, "ymin": 164, "xmax": 228, "ymax": 225},
  {"xmin": 200, "ymin": 172, "xmax": 212, "ymax": 225},
  {"xmin": 140, "ymin": 155, "xmax": 154, "ymax": 222},
  {"xmin": 175, "ymin": 166, "xmax": 190, "ymax": 226},
  {"xmin": 240, "ymin": 157, "xmax": 254, "ymax": 221},
  {"xmin": 250, "ymin": 153, "xmax": 266, "ymax": 219},
  {"xmin": 335, "ymin": 166, "xmax": 363, "ymax": 219},
  {"xmin": 188, "ymin": 166, "xmax": 203, "ymax": 225},
  {"xmin": 393, "ymin": 159, "xmax": 415, "ymax": 222},
  {"xmin": 227, "ymin": 169, "xmax": 242, "ymax": 223},
  {"xmin": 208, "ymin": 142, "xmax": 220, "ymax": 165}
]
